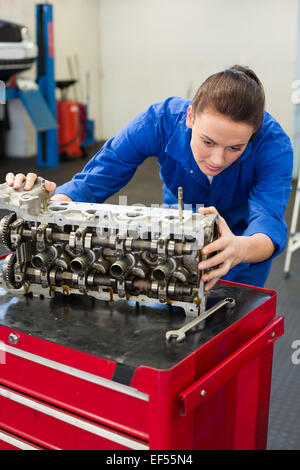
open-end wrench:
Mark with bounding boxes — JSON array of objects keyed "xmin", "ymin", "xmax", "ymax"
[{"xmin": 165, "ymin": 297, "xmax": 236, "ymax": 343}]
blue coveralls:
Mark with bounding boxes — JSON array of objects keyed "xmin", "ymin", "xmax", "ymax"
[{"xmin": 54, "ymin": 97, "xmax": 294, "ymax": 287}]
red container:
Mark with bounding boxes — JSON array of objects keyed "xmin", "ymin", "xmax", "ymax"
[
  {"xmin": 57, "ymin": 101, "xmax": 83, "ymax": 158},
  {"xmin": 0, "ymin": 254, "xmax": 283, "ymax": 450}
]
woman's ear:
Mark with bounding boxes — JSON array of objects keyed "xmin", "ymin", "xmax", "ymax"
[{"xmin": 186, "ymin": 105, "xmax": 194, "ymax": 129}]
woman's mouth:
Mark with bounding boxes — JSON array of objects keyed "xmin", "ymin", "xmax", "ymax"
[{"xmin": 206, "ymin": 163, "xmax": 222, "ymax": 172}]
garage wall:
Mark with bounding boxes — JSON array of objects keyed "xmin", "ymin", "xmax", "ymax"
[
  {"xmin": 0, "ymin": 0, "xmax": 22, "ymax": 24},
  {"xmin": 98, "ymin": 0, "xmax": 298, "ymax": 148},
  {"xmin": 0, "ymin": 0, "xmax": 299, "ymax": 173}
]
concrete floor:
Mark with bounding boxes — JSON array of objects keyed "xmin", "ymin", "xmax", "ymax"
[{"xmin": 0, "ymin": 148, "xmax": 300, "ymax": 450}]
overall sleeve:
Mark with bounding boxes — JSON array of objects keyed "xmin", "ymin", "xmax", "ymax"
[
  {"xmin": 242, "ymin": 135, "xmax": 293, "ymax": 258},
  {"xmin": 54, "ymin": 106, "xmax": 163, "ymax": 203}
]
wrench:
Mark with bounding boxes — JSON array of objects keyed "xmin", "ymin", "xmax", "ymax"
[{"xmin": 165, "ymin": 297, "xmax": 236, "ymax": 343}]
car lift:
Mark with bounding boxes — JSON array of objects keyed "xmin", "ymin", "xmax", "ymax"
[
  {"xmin": 5, "ymin": 4, "xmax": 58, "ymax": 168},
  {"xmin": 4, "ymin": 3, "xmax": 96, "ymax": 169},
  {"xmin": 36, "ymin": 3, "xmax": 59, "ymax": 168}
]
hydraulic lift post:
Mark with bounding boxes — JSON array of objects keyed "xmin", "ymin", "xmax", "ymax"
[{"xmin": 36, "ymin": 3, "xmax": 59, "ymax": 168}]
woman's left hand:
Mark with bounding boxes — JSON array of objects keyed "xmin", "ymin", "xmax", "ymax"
[{"xmin": 198, "ymin": 206, "xmax": 244, "ymax": 291}]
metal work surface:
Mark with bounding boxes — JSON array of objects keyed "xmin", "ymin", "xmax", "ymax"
[{"xmin": 0, "ymin": 279, "xmax": 271, "ymax": 371}]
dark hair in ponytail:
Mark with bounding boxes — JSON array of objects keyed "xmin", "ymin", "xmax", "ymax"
[{"xmin": 192, "ymin": 65, "xmax": 265, "ymax": 138}]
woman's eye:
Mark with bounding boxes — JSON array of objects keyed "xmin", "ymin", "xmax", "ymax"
[
  {"xmin": 229, "ymin": 146, "xmax": 242, "ymax": 152},
  {"xmin": 203, "ymin": 140, "xmax": 214, "ymax": 146}
]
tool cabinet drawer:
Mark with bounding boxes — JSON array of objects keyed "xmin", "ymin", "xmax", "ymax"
[
  {"xmin": 0, "ymin": 384, "xmax": 148, "ymax": 450},
  {"xmin": 0, "ymin": 428, "xmax": 43, "ymax": 450},
  {"xmin": 0, "ymin": 278, "xmax": 282, "ymax": 450},
  {"xmin": 0, "ymin": 326, "xmax": 149, "ymax": 442}
]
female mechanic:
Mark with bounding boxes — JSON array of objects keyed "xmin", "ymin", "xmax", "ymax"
[{"xmin": 6, "ymin": 65, "xmax": 294, "ymax": 291}]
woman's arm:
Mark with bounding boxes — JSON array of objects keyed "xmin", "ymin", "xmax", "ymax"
[
  {"xmin": 53, "ymin": 104, "xmax": 164, "ymax": 203},
  {"xmin": 6, "ymin": 100, "xmax": 168, "ymax": 203}
]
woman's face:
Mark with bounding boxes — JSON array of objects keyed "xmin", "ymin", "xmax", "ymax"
[{"xmin": 186, "ymin": 106, "xmax": 254, "ymax": 176}]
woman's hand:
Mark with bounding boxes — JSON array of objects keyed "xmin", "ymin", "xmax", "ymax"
[
  {"xmin": 5, "ymin": 172, "xmax": 72, "ymax": 201},
  {"xmin": 6, "ymin": 172, "xmax": 56, "ymax": 194},
  {"xmin": 198, "ymin": 206, "xmax": 244, "ymax": 291},
  {"xmin": 198, "ymin": 206, "xmax": 275, "ymax": 291}
]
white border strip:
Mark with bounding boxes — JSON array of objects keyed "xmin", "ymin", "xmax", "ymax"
[
  {"xmin": 4, "ymin": 344, "xmax": 149, "ymax": 402},
  {"xmin": 0, "ymin": 386, "xmax": 149, "ymax": 450},
  {"xmin": 0, "ymin": 430, "xmax": 39, "ymax": 450}
]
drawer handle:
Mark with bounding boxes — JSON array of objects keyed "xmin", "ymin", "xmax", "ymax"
[{"xmin": 179, "ymin": 317, "xmax": 284, "ymax": 416}]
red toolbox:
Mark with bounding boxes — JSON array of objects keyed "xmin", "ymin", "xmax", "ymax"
[{"xmin": 0, "ymin": 253, "xmax": 283, "ymax": 450}]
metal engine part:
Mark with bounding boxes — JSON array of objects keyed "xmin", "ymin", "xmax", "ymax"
[{"xmin": 0, "ymin": 177, "xmax": 218, "ymax": 317}]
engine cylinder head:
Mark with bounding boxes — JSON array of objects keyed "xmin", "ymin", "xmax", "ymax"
[
  {"xmin": 152, "ymin": 258, "xmax": 176, "ymax": 281},
  {"xmin": 32, "ymin": 246, "xmax": 59, "ymax": 268},
  {"xmin": 0, "ymin": 212, "xmax": 17, "ymax": 251},
  {"xmin": 110, "ymin": 254, "xmax": 134, "ymax": 278},
  {"xmin": 70, "ymin": 251, "xmax": 94, "ymax": 273}
]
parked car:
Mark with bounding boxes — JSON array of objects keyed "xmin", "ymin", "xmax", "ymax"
[{"xmin": 0, "ymin": 20, "xmax": 37, "ymax": 82}]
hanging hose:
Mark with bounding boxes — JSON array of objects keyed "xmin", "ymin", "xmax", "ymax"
[{"xmin": 59, "ymin": 119, "xmax": 83, "ymax": 148}]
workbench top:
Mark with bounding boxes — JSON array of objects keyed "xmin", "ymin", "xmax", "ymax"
[{"xmin": 0, "ymin": 280, "xmax": 273, "ymax": 372}]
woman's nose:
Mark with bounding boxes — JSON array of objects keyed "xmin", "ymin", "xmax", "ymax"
[{"xmin": 210, "ymin": 146, "xmax": 225, "ymax": 166}]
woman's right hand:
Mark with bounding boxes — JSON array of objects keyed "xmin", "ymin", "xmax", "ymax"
[
  {"xmin": 5, "ymin": 172, "xmax": 57, "ymax": 194},
  {"xmin": 5, "ymin": 172, "xmax": 72, "ymax": 202}
]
